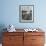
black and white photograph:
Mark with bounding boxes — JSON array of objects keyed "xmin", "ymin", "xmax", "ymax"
[{"xmin": 19, "ymin": 5, "xmax": 34, "ymax": 23}]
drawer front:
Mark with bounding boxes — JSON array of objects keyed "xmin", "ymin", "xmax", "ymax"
[
  {"xmin": 32, "ymin": 36, "xmax": 45, "ymax": 44},
  {"xmin": 32, "ymin": 44, "xmax": 44, "ymax": 46},
  {"xmin": 24, "ymin": 36, "xmax": 32, "ymax": 46},
  {"xmin": 3, "ymin": 43, "xmax": 23, "ymax": 46},
  {"xmin": 3, "ymin": 36, "xmax": 23, "ymax": 44},
  {"xmin": 3, "ymin": 36, "xmax": 9, "ymax": 44},
  {"xmin": 24, "ymin": 32, "xmax": 45, "ymax": 46},
  {"xmin": 3, "ymin": 36, "xmax": 23, "ymax": 46},
  {"xmin": 24, "ymin": 32, "xmax": 44, "ymax": 36},
  {"xmin": 3, "ymin": 32, "xmax": 23, "ymax": 36},
  {"xmin": 3, "ymin": 32, "xmax": 24, "ymax": 46}
]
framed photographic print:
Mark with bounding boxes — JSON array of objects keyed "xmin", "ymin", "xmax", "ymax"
[{"xmin": 19, "ymin": 5, "xmax": 34, "ymax": 23}]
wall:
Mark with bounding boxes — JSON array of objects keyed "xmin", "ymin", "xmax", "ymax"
[{"xmin": 0, "ymin": 0, "xmax": 46, "ymax": 29}]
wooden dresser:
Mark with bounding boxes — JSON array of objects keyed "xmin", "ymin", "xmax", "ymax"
[{"xmin": 2, "ymin": 29, "xmax": 45, "ymax": 46}]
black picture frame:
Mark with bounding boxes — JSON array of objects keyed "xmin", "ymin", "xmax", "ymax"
[{"xmin": 19, "ymin": 5, "xmax": 34, "ymax": 23}]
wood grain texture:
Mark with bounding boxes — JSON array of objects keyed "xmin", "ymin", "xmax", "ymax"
[
  {"xmin": 2, "ymin": 30, "xmax": 45, "ymax": 46},
  {"xmin": 2, "ymin": 32, "xmax": 23, "ymax": 46},
  {"xmin": 24, "ymin": 32, "xmax": 45, "ymax": 46}
]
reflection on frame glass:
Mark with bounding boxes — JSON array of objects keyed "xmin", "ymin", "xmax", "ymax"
[{"xmin": 19, "ymin": 5, "xmax": 34, "ymax": 23}]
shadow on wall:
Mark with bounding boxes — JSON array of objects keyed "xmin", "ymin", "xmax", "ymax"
[{"xmin": 0, "ymin": 24, "xmax": 7, "ymax": 43}]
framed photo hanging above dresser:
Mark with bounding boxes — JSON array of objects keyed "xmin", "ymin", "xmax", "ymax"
[{"xmin": 19, "ymin": 5, "xmax": 34, "ymax": 23}]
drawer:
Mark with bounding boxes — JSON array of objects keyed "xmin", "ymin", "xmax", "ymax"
[
  {"xmin": 3, "ymin": 44, "xmax": 15, "ymax": 46},
  {"xmin": 3, "ymin": 36, "xmax": 23, "ymax": 41},
  {"xmin": 3, "ymin": 32, "xmax": 23, "ymax": 36},
  {"xmin": 3, "ymin": 43, "xmax": 23, "ymax": 46},
  {"xmin": 31, "ymin": 44, "xmax": 44, "ymax": 46},
  {"xmin": 3, "ymin": 35, "xmax": 23, "ymax": 46},
  {"xmin": 3, "ymin": 35, "xmax": 23, "ymax": 44},
  {"xmin": 24, "ymin": 36, "xmax": 32, "ymax": 45},
  {"xmin": 24, "ymin": 32, "xmax": 44, "ymax": 36},
  {"xmin": 32, "ymin": 36, "xmax": 45, "ymax": 44},
  {"xmin": 24, "ymin": 36, "xmax": 32, "ymax": 40}
]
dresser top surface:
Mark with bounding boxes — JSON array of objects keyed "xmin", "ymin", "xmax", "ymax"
[{"xmin": 3, "ymin": 29, "xmax": 45, "ymax": 33}]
